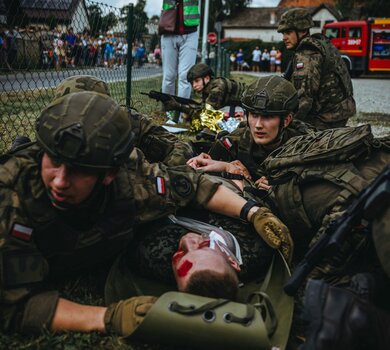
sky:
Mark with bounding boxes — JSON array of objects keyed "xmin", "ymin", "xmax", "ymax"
[{"xmin": 99, "ymin": 0, "xmax": 279, "ymax": 18}]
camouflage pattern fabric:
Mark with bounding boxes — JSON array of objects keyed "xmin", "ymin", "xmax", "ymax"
[
  {"xmin": 54, "ymin": 75, "xmax": 111, "ymax": 99},
  {"xmin": 0, "ymin": 144, "xmax": 219, "ymax": 333},
  {"xmin": 290, "ymin": 34, "xmax": 356, "ymax": 129},
  {"xmin": 277, "ymin": 8, "xmax": 314, "ymax": 32},
  {"xmin": 130, "ymin": 110, "xmax": 194, "ymax": 166},
  {"xmin": 127, "ymin": 211, "xmax": 274, "ymax": 285},
  {"xmin": 202, "ymin": 77, "xmax": 246, "ymax": 110},
  {"xmin": 54, "ymin": 75, "xmax": 193, "ymax": 166},
  {"xmin": 208, "ymin": 120, "xmax": 316, "ymax": 180}
]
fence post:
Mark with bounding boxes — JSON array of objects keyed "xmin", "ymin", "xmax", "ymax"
[{"xmin": 126, "ymin": 3, "xmax": 134, "ymax": 107}]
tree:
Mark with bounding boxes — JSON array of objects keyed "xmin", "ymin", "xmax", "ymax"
[
  {"xmin": 120, "ymin": 1, "xmax": 148, "ymax": 40},
  {"xmin": 336, "ymin": 0, "xmax": 390, "ymax": 19},
  {"xmin": 201, "ymin": 0, "xmax": 252, "ymax": 33}
]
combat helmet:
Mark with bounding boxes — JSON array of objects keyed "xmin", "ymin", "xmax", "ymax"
[
  {"xmin": 187, "ymin": 63, "xmax": 215, "ymax": 82},
  {"xmin": 54, "ymin": 75, "xmax": 110, "ymax": 100},
  {"xmin": 241, "ymin": 75, "xmax": 298, "ymax": 116},
  {"xmin": 36, "ymin": 91, "xmax": 134, "ymax": 169},
  {"xmin": 277, "ymin": 8, "xmax": 314, "ymax": 33}
]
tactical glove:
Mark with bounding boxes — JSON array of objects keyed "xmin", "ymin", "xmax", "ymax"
[
  {"xmin": 163, "ymin": 96, "xmax": 182, "ymax": 112},
  {"xmin": 250, "ymin": 207, "xmax": 294, "ymax": 264},
  {"xmin": 104, "ymin": 296, "xmax": 157, "ymax": 337}
]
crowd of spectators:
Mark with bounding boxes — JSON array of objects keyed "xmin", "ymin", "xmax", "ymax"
[
  {"xmin": 230, "ymin": 46, "xmax": 282, "ymax": 73},
  {"xmin": 1, "ymin": 25, "xmax": 166, "ymax": 71}
]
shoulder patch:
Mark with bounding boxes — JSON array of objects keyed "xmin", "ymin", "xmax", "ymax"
[
  {"xmin": 296, "ymin": 62, "xmax": 304, "ymax": 69},
  {"xmin": 11, "ymin": 223, "xmax": 33, "ymax": 242},
  {"xmin": 172, "ymin": 175, "xmax": 193, "ymax": 197},
  {"xmin": 222, "ymin": 137, "xmax": 233, "ymax": 150},
  {"xmin": 156, "ymin": 176, "xmax": 166, "ymax": 195}
]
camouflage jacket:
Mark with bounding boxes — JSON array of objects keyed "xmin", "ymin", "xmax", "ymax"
[
  {"xmin": 0, "ymin": 144, "xmax": 219, "ymax": 333},
  {"xmin": 290, "ymin": 33, "xmax": 356, "ymax": 128},
  {"xmin": 208, "ymin": 120, "xmax": 316, "ymax": 180},
  {"xmin": 129, "ymin": 109, "xmax": 193, "ymax": 166},
  {"xmin": 202, "ymin": 77, "xmax": 246, "ymax": 110}
]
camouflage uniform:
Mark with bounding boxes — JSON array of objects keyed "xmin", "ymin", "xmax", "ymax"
[
  {"xmin": 0, "ymin": 93, "xmax": 220, "ymax": 333},
  {"xmin": 54, "ymin": 75, "xmax": 194, "ymax": 166},
  {"xmin": 208, "ymin": 119, "xmax": 315, "ymax": 180},
  {"xmin": 278, "ymin": 9, "xmax": 356, "ymax": 129}
]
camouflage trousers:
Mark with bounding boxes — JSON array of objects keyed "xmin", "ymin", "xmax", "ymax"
[{"xmin": 126, "ymin": 210, "xmax": 274, "ymax": 285}]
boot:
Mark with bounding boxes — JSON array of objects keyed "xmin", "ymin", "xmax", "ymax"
[{"xmin": 301, "ymin": 279, "xmax": 390, "ymax": 350}]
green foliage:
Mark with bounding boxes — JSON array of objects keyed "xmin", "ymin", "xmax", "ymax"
[
  {"xmin": 88, "ymin": 5, "xmax": 118, "ymax": 36},
  {"xmin": 336, "ymin": 0, "xmax": 390, "ymax": 19}
]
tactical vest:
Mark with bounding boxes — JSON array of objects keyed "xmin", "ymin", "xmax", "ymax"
[
  {"xmin": 262, "ymin": 125, "xmax": 381, "ymax": 238},
  {"xmin": 295, "ymin": 34, "xmax": 355, "ymax": 119},
  {"xmin": 209, "ymin": 120, "xmax": 315, "ymax": 181},
  {"xmin": 163, "ymin": 0, "xmax": 200, "ymax": 27},
  {"xmin": 0, "ymin": 144, "xmax": 136, "ymax": 291}
]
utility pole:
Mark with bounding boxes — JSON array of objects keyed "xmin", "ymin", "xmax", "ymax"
[{"xmin": 201, "ymin": 0, "xmax": 210, "ymax": 63}]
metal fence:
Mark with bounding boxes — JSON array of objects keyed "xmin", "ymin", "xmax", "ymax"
[{"xmin": 0, "ymin": 0, "xmax": 230, "ymax": 153}]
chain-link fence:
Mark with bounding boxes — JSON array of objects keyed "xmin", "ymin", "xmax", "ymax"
[
  {"xmin": 0, "ymin": 0, "xmax": 231, "ymax": 153},
  {"xmin": 0, "ymin": 0, "xmax": 162, "ymax": 152}
]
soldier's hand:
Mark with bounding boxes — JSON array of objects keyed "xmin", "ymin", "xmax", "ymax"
[
  {"xmin": 255, "ymin": 176, "xmax": 272, "ymax": 191},
  {"xmin": 187, "ymin": 152, "xmax": 211, "ymax": 168},
  {"xmin": 250, "ymin": 207, "xmax": 294, "ymax": 264},
  {"xmin": 104, "ymin": 296, "xmax": 157, "ymax": 337},
  {"xmin": 163, "ymin": 96, "xmax": 181, "ymax": 111}
]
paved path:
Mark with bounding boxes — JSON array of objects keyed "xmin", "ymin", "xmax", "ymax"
[{"xmin": 0, "ymin": 64, "xmax": 162, "ymax": 92}]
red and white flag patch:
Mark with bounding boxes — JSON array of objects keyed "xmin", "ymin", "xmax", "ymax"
[
  {"xmin": 222, "ymin": 138, "xmax": 233, "ymax": 150},
  {"xmin": 296, "ymin": 62, "xmax": 304, "ymax": 69},
  {"xmin": 156, "ymin": 176, "xmax": 166, "ymax": 195},
  {"xmin": 11, "ymin": 223, "xmax": 33, "ymax": 241}
]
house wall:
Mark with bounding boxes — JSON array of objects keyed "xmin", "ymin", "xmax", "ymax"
[
  {"xmin": 312, "ymin": 8, "xmax": 337, "ymax": 33},
  {"xmin": 224, "ymin": 28, "xmax": 282, "ymax": 42},
  {"xmin": 70, "ymin": 1, "xmax": 89, "ymax": 33}
]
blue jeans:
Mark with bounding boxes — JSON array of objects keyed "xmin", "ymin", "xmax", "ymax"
[{"xmin": 161, "ymin": 31, "xmax": 198, "ymax": 98}]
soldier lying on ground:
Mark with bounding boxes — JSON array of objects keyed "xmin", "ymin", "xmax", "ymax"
[
  {"xmin": 121, "ymin": 211, "xmax": 275, "ymax": 300},
  {"xmin": 277, "ymin": 7, "xmax": 356, "ymax": 129},
  {"xmin": 54, "ymin": 75, "xmax": 194, "ymax": 166},
  {"xmin": 0, "ymin": 91, "xmax": 292, "ymax": 336},
  {"xmin": 187, "ymin": 75, "xmax": 316, "ymax": 185},
  {"xmin": 162, "ymin": 63, "xmax": 246, "ymax": 122}
]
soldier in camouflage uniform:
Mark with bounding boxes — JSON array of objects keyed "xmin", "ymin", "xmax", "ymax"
[
  {"xmin": 277, "ymin": 8, "xmax": 356, "ymax": 130},
  {"xmin": 187, "ymin": 75, "xmax": 316, "ymax": 183},
  {"xmin": 54, "ymin": 75, "xmax": 194, "ymax": 166},
  {"xmin": 0, "ymin": 90, "xmax": 291, "ymax": 335},
  {"xmin": 162, "ymin": 63, "xmax": 246, "ymax": 120}
]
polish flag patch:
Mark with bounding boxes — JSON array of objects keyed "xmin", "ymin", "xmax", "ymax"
[
  {"xmin": 11, "ymin": 223, "xmax": 33, "ymax": 242},
  {"xmin": 296, "ymin": 62, "xmax": 304, "ymax": 69},
  {"xmin": 156, "ymin": 176, "xmax": 166, "ymax": 195},
  {"xmin": 222, "ymin": 138, "xmax": 233, "ymax": 150}
]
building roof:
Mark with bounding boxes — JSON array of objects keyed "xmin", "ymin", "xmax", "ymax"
[
  {"xmin": 278, "ymin": 0, "xmax": 336, "ymax": 7},
  {"xmin": 20, "ymin": 0, "xmax": 83, "ymax": 22},
  {"xmin": 223, "ymin": 7, "xmax": 284, "ymax": 29}
]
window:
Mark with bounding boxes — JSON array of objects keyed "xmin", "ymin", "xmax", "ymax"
[
  {"xmin": 349, "ymin": 27, "xmax": 362, "ymax": 38},
  {"xmin": 325, "ymin": 27, "xmax": 339, "ymax": 39},
  {"xmin": 342, "ymin": 27, "xmax": 347, "ymax": 38},
  {"xmin": 313, "ymin": 20, "xmax": 321, "ymax": 28}
]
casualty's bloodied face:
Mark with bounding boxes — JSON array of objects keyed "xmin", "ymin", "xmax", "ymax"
[{"xmin": 172, "ymin": 232, "xmax": 240, "ymax": 291}]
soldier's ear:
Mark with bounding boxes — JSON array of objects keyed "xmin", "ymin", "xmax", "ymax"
[
  {"xmin": 283, "ymin": 114, "xmax": 293, "ymax": 128},
  {"xmin": 102, "ymin": 168, "xmax": 119, "ymax": 185}
]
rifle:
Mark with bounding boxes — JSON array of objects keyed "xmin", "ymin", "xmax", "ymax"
[
  {"xmin": 284, "ymin": 163, "xmax": 390, "ymax": 296},
  {"xmin": 141, "ymin": 90, "xmax": 201, "ymax": 106}
]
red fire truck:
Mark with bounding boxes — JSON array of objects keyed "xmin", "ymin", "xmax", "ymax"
[{"xmin": 324, "ymin": 18, "xmax": 390, "ymax": 76}]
